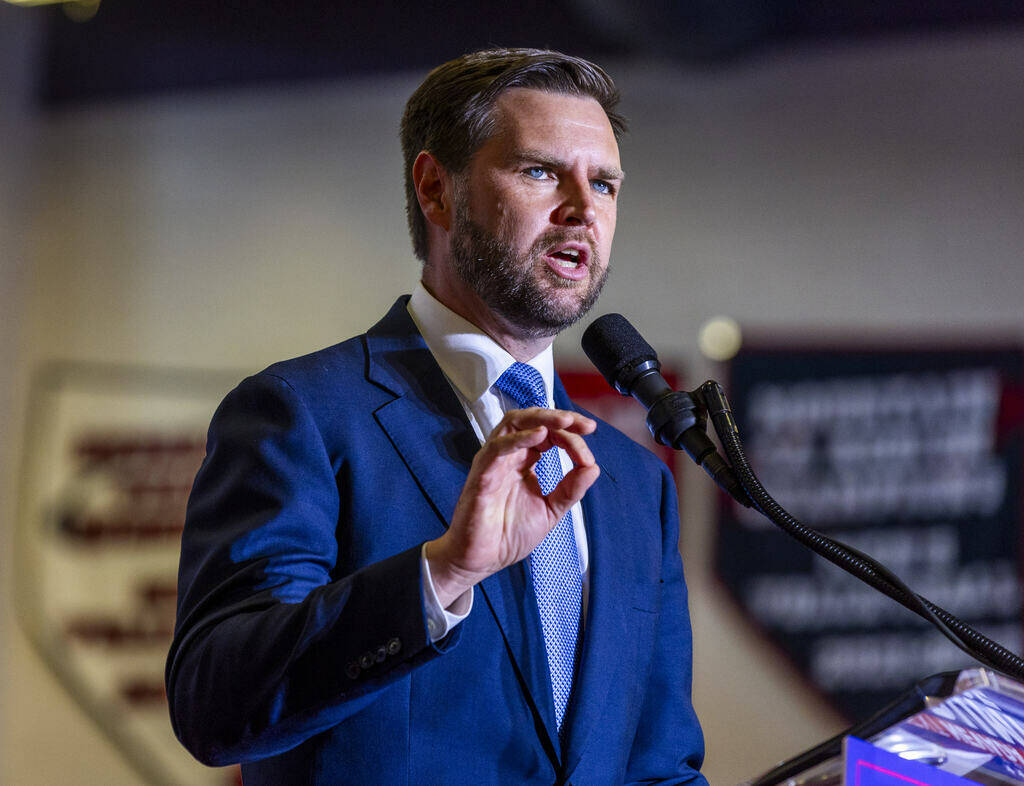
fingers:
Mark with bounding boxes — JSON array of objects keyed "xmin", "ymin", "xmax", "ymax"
[
  {"xmin": 451, "ymin": 406, "xmax": 602, "ymax": 575},
  {"xmin": 481, "ymin": 412, "xmax": 596, "ymax": 470},
  {"xmin": 479, "ymin": 425, "xmax": 550, "ymax": 461},
  {"xmin": 545, "ymin": 464, "xmax": 601, "ymax": 521},
  {"xmin": 545, "ymin": 426, "xmax": 595, "ymax": 468},
  {"xmin": 476, "ymin": 414, "xmax": 600, "ymax": 515},
  {"xmin": 486, "ymin": 408, "xmax": 595, "ymax": 458},
  {"xmin": 494, "ymin": 407, "xmax": 596, "ymax": 437},
  {"xmin": 469, "ymin": 426, "xmax": 549, "ymax": 493}
]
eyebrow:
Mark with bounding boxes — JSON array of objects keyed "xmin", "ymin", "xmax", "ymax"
[{"xmin": 510, "ymin": 149, "xmax": 626, "ymax": 183}]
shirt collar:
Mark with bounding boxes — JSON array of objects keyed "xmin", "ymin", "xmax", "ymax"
[{"xmin": 407, "ymin": 281, "xmax": 555, "ymax": 406}]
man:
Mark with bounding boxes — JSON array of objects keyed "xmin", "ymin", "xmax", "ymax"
[{"xmin": 167, "ymin": 48, "xmax": 706, "ymax": 784}]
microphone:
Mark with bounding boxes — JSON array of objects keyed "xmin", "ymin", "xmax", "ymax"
[{"xmin": 581, "ymin": 314, "xmax": 752, "ymax": 506}]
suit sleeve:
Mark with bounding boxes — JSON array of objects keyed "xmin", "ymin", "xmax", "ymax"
[
  {"xmin": 624, "ymin": 462, "xmax": 709, "ymax": 785},
  {"xmin": 165, "ymin": 373, "xmax": 458, "ymax": 766}
]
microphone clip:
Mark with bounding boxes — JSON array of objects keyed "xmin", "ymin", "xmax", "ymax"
[
  {"xmin": 651, "ymin": 382, "xmax": 753, "ymax": 509},
  {"xmin": 646, "ymin": 389, "xmax": 703, "ymax": 456}
]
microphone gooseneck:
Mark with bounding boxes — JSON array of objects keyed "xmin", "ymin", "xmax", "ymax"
[{"xmin": 581, "ymin": 312, "xmax": 1024, "ymax": 683}]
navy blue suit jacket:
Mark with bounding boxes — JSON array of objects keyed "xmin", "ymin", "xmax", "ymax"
[{"xmin": 167, "ymin": 298, "xmax": 706, "ymax": 784}]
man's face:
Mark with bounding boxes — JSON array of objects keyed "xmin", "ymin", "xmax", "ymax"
[{"xmin": 448, "ymin": 89, "xmax": 622, "ymax": 338}]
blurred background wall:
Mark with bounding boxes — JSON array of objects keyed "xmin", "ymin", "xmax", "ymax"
[{"xmin": 2, "ymin": 3, "xmax": 1024, "ymax": 783}]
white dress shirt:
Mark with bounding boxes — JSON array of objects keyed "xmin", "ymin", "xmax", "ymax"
[{"xmin": 408, "ymin": 282, "xmax": 591, "ymax": 641}]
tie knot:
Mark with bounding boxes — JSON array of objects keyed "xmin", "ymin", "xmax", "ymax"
[{"xmin": 495, "ymin": 362, "xmax": 548, "ymax": 409}]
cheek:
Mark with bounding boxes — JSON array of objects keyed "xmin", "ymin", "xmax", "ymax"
[
  {"xmin": 475, "ymin": 187, "xmax": 522, "ymax": 235},
  {"xmin": 493, "ymin": 198, "xmax": 513, "ymax": 225},
  {"xmin": 466, "ymin": 173, "xmax": 510, "ymax": 226},
  {"xmin": 493, "ymin": 198, "xmax": 535, "ymax": 245},
  {"xmin": 596, "ymin": 208, "xmax": 617, "ymax": 250},
  {"xmin": 485, "ymin": 200, "xmax": 511, "ymax": 237}
]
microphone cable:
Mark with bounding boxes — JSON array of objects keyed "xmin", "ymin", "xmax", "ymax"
[
  {"xmin": 582, "ymin": 313, "xmax": 1024, "ymax": 681},
  {"xmin": 698, "ymin": 379, "xmax": 1024, "ymax": 681}
]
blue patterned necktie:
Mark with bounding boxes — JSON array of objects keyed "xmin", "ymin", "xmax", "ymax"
[{"xmin": 494, "ymin": 362, "xmax": 582, "ymax": 732}]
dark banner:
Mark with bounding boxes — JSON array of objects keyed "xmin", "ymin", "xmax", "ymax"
[{"xmin": 715, "ymin": 343, "xmax": 1024, "ymax": 721}]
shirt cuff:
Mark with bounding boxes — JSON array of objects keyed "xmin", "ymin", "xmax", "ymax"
[{"xmin": 420, "ymin": 543, "xmax": 473, "ymax": 642}]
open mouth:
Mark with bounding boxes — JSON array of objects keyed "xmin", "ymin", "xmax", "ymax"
[
  {"xmin": 544, "ymin": 243, "xmax": 591, "ymax": 280},
  {"xmin": 551, "ymin": 248, "xmax": 583, "ymax": 268}
]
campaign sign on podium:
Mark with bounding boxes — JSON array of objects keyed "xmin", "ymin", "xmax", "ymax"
[{"xmin": 844, "ymin": 737, "xmax": 970, "ymax": 786}]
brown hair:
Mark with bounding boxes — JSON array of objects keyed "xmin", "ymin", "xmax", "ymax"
[{"xmin": 400, "ymin": 48, "xmax": 627, "ymax": 262}]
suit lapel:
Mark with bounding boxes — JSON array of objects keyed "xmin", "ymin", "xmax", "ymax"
[
  {"xmin": 366, "ymin": 298, "xmax": 481, "ymax": 534},
  {"xmin": 366, "ymin": 298, "xmax": 560, "ymax": 764}
]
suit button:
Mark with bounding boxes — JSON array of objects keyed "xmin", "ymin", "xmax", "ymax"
[
  {"xmin": 387, "ymin": 637, "xmax": 401, "ymax": 655},
  {"xmin": 375, "ymin": 645, "xmax": 387, "ymax": 663},
  {"xmin": 345, "ymin": 661, "xmax": 360, "ymax": 680},
  {"xmin": 359, "ymin": 652, "xmax": 374, "ymax": 670}
]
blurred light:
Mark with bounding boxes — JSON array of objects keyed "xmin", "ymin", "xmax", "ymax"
[
  {"xmin": 63, "ymin": 0, "xmax": 98, "ymax": 21},
  {"xmin": 4, "ymin": 0, "xmax": 100, "ymax": 19},
  {"xmin": 698, "ymin": 315, "xmax": 742, "ymax": 361}
]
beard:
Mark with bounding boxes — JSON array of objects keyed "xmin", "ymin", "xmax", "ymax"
[{"xmin": 449, "ymin": 207, "xmax": 609, "ymax": 339}]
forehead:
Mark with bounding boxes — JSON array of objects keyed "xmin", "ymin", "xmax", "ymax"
[{"xmin": 481, "ymin": 88, "xmax": 621, "ymax": 169}]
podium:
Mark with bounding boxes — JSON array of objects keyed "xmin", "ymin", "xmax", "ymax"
[{"xmin": 747, "ymin": 669, "xmax": 1024, "ymax": 785}]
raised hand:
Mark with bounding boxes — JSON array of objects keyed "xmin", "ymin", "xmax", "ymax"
[{"xmin": 424, "ymin": 407, "xmax": 599, "ymax": 608}]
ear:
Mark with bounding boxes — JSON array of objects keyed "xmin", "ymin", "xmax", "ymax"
[{"xmin": 412, "ymin": 151, "xmax": 454, "ymax": 232}]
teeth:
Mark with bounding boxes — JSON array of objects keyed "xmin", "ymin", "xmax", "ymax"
[{"xmin": 550, "ymin": 247, "xmax": 583, "ymax": 270}]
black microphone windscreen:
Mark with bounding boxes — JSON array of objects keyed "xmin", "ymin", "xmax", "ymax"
[{"xmin": 581, "ymin": 313, "xmax": 659, "ymax": 389}]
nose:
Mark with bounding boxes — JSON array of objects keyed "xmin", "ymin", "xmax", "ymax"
[{"xmin": 553, "ymin": 176, "xmax": 597, "ymax": 227}]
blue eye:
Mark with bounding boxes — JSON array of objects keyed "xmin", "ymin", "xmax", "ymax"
[
  {"xmin": 592, "ymin": 180, "xmax": 613, "ymax": 195},
  {"xmin": 524, "ymin": 167, "xmax": 549, "ymax": 179}
]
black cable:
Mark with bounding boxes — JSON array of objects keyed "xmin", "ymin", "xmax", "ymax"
[
  {"xmin": 575, "ymin": 309, "xmax": 1024, "ymax": 678},
  {"xmin": 699, "ymin": 380, "xmax": 1024, "ymax": 681}
]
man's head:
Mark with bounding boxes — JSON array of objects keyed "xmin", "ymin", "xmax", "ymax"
[
  {"xmin": 401, "ymin": 48, "xmax": 626, "ymax": 263},
  {"xmin": 402, "ymin": 49, "xmax": 626, "ymax": 352}
]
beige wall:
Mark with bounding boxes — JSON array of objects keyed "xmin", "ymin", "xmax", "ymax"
[
  {"xmin": 4, "ymin": 26, "xmax": 1024, "ymax": 784},
  {"xmin": 0, "ymin": 9, "xmax": 129, "ymax": 786}
]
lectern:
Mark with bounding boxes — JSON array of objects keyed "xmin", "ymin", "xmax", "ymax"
[{"xmin": 749, "ymin": 669, "xmax": 1024, "ymax": 785}]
